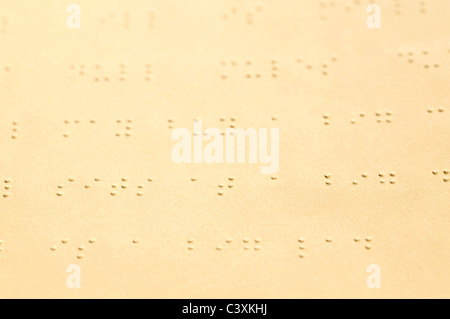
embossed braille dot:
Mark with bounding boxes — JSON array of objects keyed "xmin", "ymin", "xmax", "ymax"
[
  {"xmin": 432, "ymin": 170, "xmax": 439, "ymax": 175},
  {"xmin": 326, "ymin": 237, "xmax": 333, "ymax": 243},
  {"xmin": 298, "ymin": 238, "xmax": 305, "ymax": 243},
  {"xmin": 57, "ymin": 192, "xmax": 63, "ymax": 196}
]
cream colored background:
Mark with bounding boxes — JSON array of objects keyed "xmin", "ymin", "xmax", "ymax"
[{"xmin": 0, "ymin": 0, "xmax": 449, "ymax": 298}]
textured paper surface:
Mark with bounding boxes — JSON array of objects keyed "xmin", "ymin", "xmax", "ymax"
[{"xmin": 0, "ymin": 0, "xmax": 449, "ymax": 298}]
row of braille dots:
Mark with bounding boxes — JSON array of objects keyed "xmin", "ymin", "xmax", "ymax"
[
  {"xmin": 3, "ymin": 178, "xmax": 11, "ymax": 198},
  {"xmin": 217, "ymin": 176, "xmax": 235, "ymax": 196},
  {"xmin": 62, "ymin": 119, "xmax": 96, "ymax": 138},
  {"xmin": 324, "ymin": 172, "xmax": 396, "ymax": 185},
  {"xmin": 318, "ymin": 0, "xmax": 365, "ymax": 21},
  {"xmin": 51, "ymin": 238, "xmax": 96, "ymax": 260},
  {"xmin": 110, "ymin": 177, "xmax": 153, "ymax": 197},
  {"xmin": 432, "ymin": 169, "xmax": 449, "ymax": 183},
  {"xmin": 324, "ymin": 236, "xmax": 373, "ymax": 249},
  {"xmin": 11, "ymin": 121, "xmax": 18, "ymax": 139},
  {"xmin": 353, "ymin": 111, "xmax": 393, "ymax": 124},
  {"xmin": 298, "ymin": 237, "xmax": 306, "ymax": 258},
  {"xmin": 56, "ymin": 177, "xmax": 153, "ymax": 196},
  {"xmin": 354, "ymin": 236, "xmax": 374, "ymax": 250},
  {"xmin": 296, "ymin": 56, "xmax": 337, "ymax": 76},
  {"xmin": 70, "ymin": 64, "xmax": 152, "ymax": 82},
  {"xmin": 427, "ymin": 107, "xmax": 445, "ymax": 114},
  {"xmin": 213, "ymin": 238, "xmax": 262, "ymax": 251},
  {"xmin": 222, "ymin": 5, "xmax": 263, "ymax": 25},
  {"xmin": 116, "ymin": 118, "xmax": 133, "ymax": 137},
  {"xmin": 398, "ymin": 50, "xmax": 440, "ymax": 69},
  {"xmin": 324, "ymin": 111, "xmax": 392, "ymax": 125},
  {"xmin": 220, "ymin": 61, "xmax": 263, "ymax": 80}
]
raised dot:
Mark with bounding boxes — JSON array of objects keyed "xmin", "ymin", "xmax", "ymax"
[
  {"xmin": 133, "ymin": 239, "xmax": 139, "ymax": 244},
  {"xmin": 226, "ymin": 238, "xmax": 232, "ymax": 243},
  {"xmin": 326, "ymin": 237, "xmax": 333, "ymax": 243},
  {"xmin": 216, "ymin": 246, "xmax": 223, "ymax": 251},
  {"xmin": 78, "ymin": 246, "xmax": 85, "ymax": 251},
  {"xmin": 50, "ymin": 246, "xmax": 56, "ymax": 251},
  {"xmin": 298, "ymin": 238, "xmax": 305, "ymax": 243},
  {"xmin": 191, "ymin": 177, "xmax": 197, "ymax": 181},
  {"xmin": 228, "ymin": 176, "xmax": 235, "ymax": 181},
  {"xmin": 432, "ymin": 170, "xmax": 439, "ymax": 175},
  {"xmin": 62, "ymin": 239, "xmax": 69, "ymax": 244},
  {"xmin": 443, "ymin": 170, "xmax": 449, "ymax": 175},
  {"xmin": 366, "ymin": 237, "xmax": 373, "ymax": 242},
  {"xmin": 365, "ymin": 245, "xmax": 372, "ymax": 250},
  {"xmin": 218, "ymin": 191, "xmax": 223, "ymax": 196},
  {"xmin": 89, "ymin": 239, "xmax": 96, "ymax": 244},
  {"xmin": 57, "ymin": 192, "xmax": 63, "ymax": 196},
  {"xmin": 77, "ymin": 254, "xmax": 84, "ymax": 259},
  {"xmin": 354, "ymin": 237, "xmax": 361, "ymax": 242},
  {"xmin": 137, "ymin": 192, "xmax": 143, "ymax": 196}
]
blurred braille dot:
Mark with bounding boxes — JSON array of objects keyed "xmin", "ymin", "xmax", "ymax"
[{"xmin": 326, "ymin": 237, "xmax": 333, "ymax": 243}]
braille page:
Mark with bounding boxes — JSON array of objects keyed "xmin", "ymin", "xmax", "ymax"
[{"xmin": 0, "ymin": 0, "xmax": 449, "ymax": 299}]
